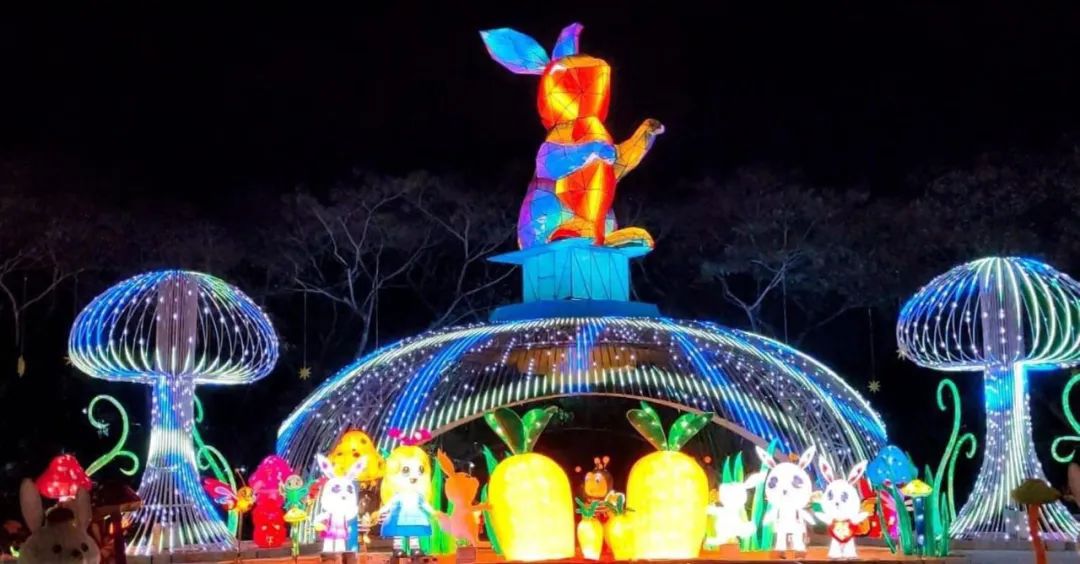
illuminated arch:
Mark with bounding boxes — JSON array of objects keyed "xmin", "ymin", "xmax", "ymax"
[{"xmin": 277, "ymin": 316, "xmax": 886, "ymax": 471}]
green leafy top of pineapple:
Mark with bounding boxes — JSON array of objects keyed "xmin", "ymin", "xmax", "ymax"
[
  {"xmin": 574, "ymin": 498, "xmax": 601, "ymax": 518},
  {"xmin": 626, "ymin": 401, "xmax": 712, "ymax": 452},
  {"xmin": 483, "ymin": 406, "xmax": 557, "ymax": 455},
  {"xmin": 603, "ymin": 493, "xmax": 630, "ymax": 515}
]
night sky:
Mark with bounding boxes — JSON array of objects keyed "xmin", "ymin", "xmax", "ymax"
[
  {"xmin": 5, "ymin": 4, "xmax": 1080, "ymax": 202},
  {"xmin": 3, "ymin": 2, "xmax": 1080, "ymax": 523}
]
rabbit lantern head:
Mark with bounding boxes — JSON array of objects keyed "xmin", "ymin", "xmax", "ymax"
[
  {"xmin": 481, "ymin": 23, "xmax": 664, "ymax": 250},
  {"xmin": 316, "ymin": 454, "xmax": 365, "ymax": 519},
  {"xmin": 480, "ymin": 23, "xmax": 608, "ymax": 128},
  {"xmin": 19, "ymin": 480, "xmax": 100, "ymax": 564},
  {"xmin": 757, "ymin": 445, "xmax": 816, "ymax": 510},
  {"xmin": 755, "ymin": 445, "xmax": 817, "ymax": 553}
]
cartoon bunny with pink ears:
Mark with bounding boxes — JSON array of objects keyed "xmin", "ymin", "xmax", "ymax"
[
  {"xmin": 755, "ymin": 445, "xmax": 817, "ymax": 554},
  {"xmin": 815, "ymin": 457, "xmax": 870, "ymax": 559}
]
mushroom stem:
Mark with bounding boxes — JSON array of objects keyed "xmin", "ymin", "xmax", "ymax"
[
  {"xmin": 126, "ymin": 376, "xmax": 234, "ymax": 553},
  {"xmin": 110, "ymin": 510, "xmax": 126, "ymax": 564},
  {"xmin": 912, "ymin": 497, "xmax": 925, "ymax": 551},
  {"xmin": 952, "ymin": 364, "xmax": 1079, "ymax": 538},
  {"xmin": 1027, "ymin": 503, "xmax": 1046, "ymax": 564}
]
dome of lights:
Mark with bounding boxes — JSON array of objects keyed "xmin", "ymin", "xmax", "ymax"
[{"xmin": 277, "ymin": 315, "xmax": 887, "ymax": 471}]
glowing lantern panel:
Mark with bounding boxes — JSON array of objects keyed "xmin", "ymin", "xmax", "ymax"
[
  {"xmin": 624, "ymin": 402, "xmax": 711, "ymax": 559},
  {"xmin": 484, "ymin": 406, "xmax": 574, "ymax": 561}
]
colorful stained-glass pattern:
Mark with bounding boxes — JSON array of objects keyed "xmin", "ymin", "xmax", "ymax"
[
  {"xmin": 481, "ymin": 23, "xmax": 664, "ymax": 250},
  {"xmin": 276, "ymin": 317, "xmax": 887, "ymax": 480},
  {"xmin": 898, "ymin": 257, "xmax": 1080, "ymax": 540}
]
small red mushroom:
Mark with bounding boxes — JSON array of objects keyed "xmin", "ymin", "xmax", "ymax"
[{"xmin": 35, "ymin": 454, "xmax": 92, "ymax": 501}]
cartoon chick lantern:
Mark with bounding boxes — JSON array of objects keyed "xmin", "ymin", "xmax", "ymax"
[
  {"xmin": 328, "ymin": 429, "xmax": 385, "ymax": 486},
  {"xmin": 378, "ymin": 429, "xmax": 435, "ymax": 557}
]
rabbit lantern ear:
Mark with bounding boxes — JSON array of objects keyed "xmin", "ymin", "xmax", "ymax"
[
  {"xmin": 316, "ymin": 454, "xmax": 335, "ymax": 479},
  {"xmin": 20, "ymin": 479, "xmax": 43, "ymax": 533},
  {"xmin": 436, "ymin": 450, "xmax": 455, "ymax": 476},
  {"xmin": 480, "ymin": 28, "xmax": 550, "ymax": 75},
  {"xmin": 798, "ymin": 445, "xmax": 817, "ymax": 470},
  {"xmin": 345, "ymin": 456, "xmax": 367, "ymax": 482},
  {"xmin": 818, "ymin": 459, "xmax": 836, "ymax": 483},
  {"xmin": 847, "ymin": 461, "xmax": 868, "ymax": 484},
  {"xmin": 755, "ymin": 446, "xmax": 777, "ymax": 469},
  {"xmin": 551, "ymin": 23, "xmax": 583, "ymax": 59},
  {"xmin": 73, "ymin": 488, "xmax": 92, "ymax": 530}
]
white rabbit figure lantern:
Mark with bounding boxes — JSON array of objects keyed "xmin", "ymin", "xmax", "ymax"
[
  {"xmin": 755, "ymin": 445, "xmax": 816, "ymax": 554},
  {"xmin": 816, "ymin": 458, "xmax": 870, "ymax": 559},
  {"xmin": 313, "ymin": 454, "xmax": 367, "ymax": 553},
  {"xmin": 706, "ymin": 472, "xmax": 764, "ymax": 546},
  {"xmin": 19, "ymin": 479, "xmax": 100, "ymax": 564}
]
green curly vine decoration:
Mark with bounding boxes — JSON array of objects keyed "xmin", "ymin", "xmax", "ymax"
[
  {"xmin": 931, "ymin": 379, "xmax": 977, "ymax": 521},
  {"xmin": 1052, "ymin": 373, "xmax": 1080, "ymax": 463},
  {"xmin": 85, "ymin": 394, "xmax": 140, "ymax": 477},
  {"xmin": 193, "ymin": 395, "xmax": 240, "ymax": 535}
]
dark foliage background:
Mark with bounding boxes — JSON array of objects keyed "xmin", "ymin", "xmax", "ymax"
[{"xmin": 2, "ymin": 2, "xmax": 1080, "ymax": 523}]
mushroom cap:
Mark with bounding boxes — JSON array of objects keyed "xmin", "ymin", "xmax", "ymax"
[
  {"xmin": 1011, "ymin": 478, "xmax": 1060, "ymax": 505},
  {"xmin": 897, "ymin": 257, "xmax": 1080, "ymax": 371},
  {"xmin": 900, "ymin": 478, "xmax": 933, "ymax": 498},
  {"xmin": 69, "ymin": 270, "xmax": 278, "ymax": 385},
  {"xmin": 35, "ymin": 454, "xmax": 92, "ymax": 500},
  {"xmin": 866, "ymin": 444, "xmax": 917, "ymax": 488},
  {"xmin": 249, "ymin": 455, "xmax": 293, "ymax": 503}
]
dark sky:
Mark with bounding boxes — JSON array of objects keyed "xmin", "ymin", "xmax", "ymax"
[{"xmin": 4, "ymin": 3, "xmax": 1080, "ymax": 202}]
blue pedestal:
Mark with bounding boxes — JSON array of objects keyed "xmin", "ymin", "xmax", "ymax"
[{"xmin": 489, "ymin": 239, "xmax": 659, "ymax": 321}]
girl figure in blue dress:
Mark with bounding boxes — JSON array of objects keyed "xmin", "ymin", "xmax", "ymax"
[{"xmin": 378, "ymin": 431, "xmax": 435, "ymax": 557}]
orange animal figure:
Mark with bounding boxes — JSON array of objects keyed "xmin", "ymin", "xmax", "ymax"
[
  {"xmin": 434, "ymin": 450, "xmax": 489, "ymax": 546},
  {"xmin": 481, "ymin": 23, "xmax": 665, "ymax": 249}
]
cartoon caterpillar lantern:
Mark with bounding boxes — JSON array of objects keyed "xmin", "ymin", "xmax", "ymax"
[{"xmin": 480, "ymin": 23, "xmax": 665, "ymax": 250}]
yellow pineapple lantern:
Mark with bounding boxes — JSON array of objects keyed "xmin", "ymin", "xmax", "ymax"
[
  {"xmin": 574, "ymin": 499, "xmax": 603, "ymax": 560},
  {"xmin": 484, "ymin": 406, "xmax": 575, "ymax": 561},
  {"xmin": 602, "ymin": 493, "xmax": 634, "ymax": 560},
  {"xmin": 625, "ymin": 401, "xmax": 712, "ymax": 559}
]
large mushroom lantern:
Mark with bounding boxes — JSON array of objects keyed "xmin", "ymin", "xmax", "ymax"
[
  {"xmin": 897, "ymin": 257, "xmax": 1080, "ymax": 540},
  {"xmin": 68, "ymin": 270, "xmax": 278, "ymax": 554}
]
